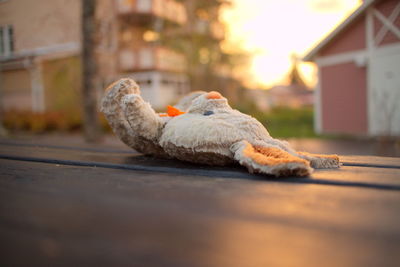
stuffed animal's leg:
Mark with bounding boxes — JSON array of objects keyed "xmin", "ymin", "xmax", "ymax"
[
  {"xmin": 231, "ymin": 140, "xmax": 312, "ymax": 177},
  {"xmin": 121, "ymin": 94, "xmax": 164, "ymax": 142},
  {"xmin": 271, "ymin": 139, "xmax": 340, "ymax": 169},
  {"xmin": 101, "ymin": 78, "xmax": 140, "ymax": 148}
]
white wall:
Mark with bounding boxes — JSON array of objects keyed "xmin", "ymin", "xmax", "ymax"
[{"xmin": 368, "ymin": 44, "xmax": 400, "ymax": 136}]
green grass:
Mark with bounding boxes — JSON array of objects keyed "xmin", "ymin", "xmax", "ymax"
[{"xmin": 234, "ymin": 103, "xmax": 317, "ymax": 138}]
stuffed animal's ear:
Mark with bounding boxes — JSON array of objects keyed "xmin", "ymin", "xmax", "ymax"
[
  {"xmin": 231, "ymin": 141, "xmax": 312, "ymax": 177},
  {"xmin": 174, "ymin": 91, "xmax": 207, "ymax": 111}
]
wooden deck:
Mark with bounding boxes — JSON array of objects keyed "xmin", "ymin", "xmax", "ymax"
[{"xmin": 0, "ymin": 139, "xmax": 399, "ymax": 267}]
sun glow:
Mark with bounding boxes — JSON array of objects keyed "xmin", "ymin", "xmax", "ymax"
[{"xmin": 221, "ymin": 0, "xmax": 363, "ymax": 88}]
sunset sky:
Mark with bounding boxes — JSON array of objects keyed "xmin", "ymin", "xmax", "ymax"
[{"xmin": 221, "ymin": 0, "xmax": 363, "ymax": 88}]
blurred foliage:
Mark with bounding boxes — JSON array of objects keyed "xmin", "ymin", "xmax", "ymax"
[
  {"xmin": 2, "ymin": 104, "xmax": 315, "ymax": 138},
  {"xmin": 3, "ymin": 56, "xmax": 88, "ymax": 134},
  {"xmin": 5, "ymin": 56, "xmax": 113, "ymax": 135},
  {"xmin": 2, "ymin": 110, "xmax": 110, "ymax": 134},
  {"xmin": 162, "ymin": 0, "xmax": 249, "ymax": 93},
  {"xmin": 42, "ymin": 56, "xmax": 82, "ymax": 112},
  {"xmin": 234, "ymin": 102, "xmax": 317, "ymax": 138}
]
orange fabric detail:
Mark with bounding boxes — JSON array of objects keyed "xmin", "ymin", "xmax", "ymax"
[
  {"xmin": 206, "ymin": 91, "xmax": 222, "ymax": 99},
  {"xmin": 243, "ymin": 143, "xmax": 309, "ymax": 166},
  {"xmin": 167, "ymin": 105, "xmax": 185, "ymax": 117},
  {"xmin": 158, "ymin": 106, "xmax": 186, "ymax": 117}
]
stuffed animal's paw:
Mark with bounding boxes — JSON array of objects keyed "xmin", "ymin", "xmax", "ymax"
[
  {"xmin": 101, "ymin": 78, "xmax": 140, "ymax": 115},
  {"xmin": 121, "ymin": 94, "xmax": 142, "ymax": 109}
]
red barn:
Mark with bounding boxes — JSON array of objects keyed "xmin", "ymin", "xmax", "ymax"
[{"xmin": 304, "ymin": 0, "xmax": 400, "ymax": 137}]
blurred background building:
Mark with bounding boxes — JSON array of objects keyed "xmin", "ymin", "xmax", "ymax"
[
  {"xmin": 245, "ymin": 56, "xmax": 314, "ymax": 111},
  {"xmin": 0, "ymin": 0, "xmax": 82, "ymax": 113},
  {"xmin": 267, "ymin": 55, "xmax": 313, "ymax": 109},
  {"xmin": 304, "ymin": 0, "xmax": 400, "ymax": 137},
  {"xmin": 115, "ymin": 0, "xmax": 189, "ymax": 108},
  {"xmin": 0, "ymin": 0, "xmax": 242, "ymax": 113},
  {"xmin": 1, "ymin": 0, "xmax": 399, "ymax": 143}
]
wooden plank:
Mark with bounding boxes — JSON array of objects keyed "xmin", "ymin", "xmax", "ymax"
[
  {"xmin": 2, "ymin": 140, "xmax": 399, "ymax": 168},
  {"xmin": 312, "ymin": 166, "xmax": 400, "ymax": 187},
  {"xmin": 341, "ymin": 155, "xmax": 400, "ymax": 168},
  {"xmin": 0, "ymin": 159, "xmax": 399, "ymax": 267},
  {"xmin": 0, "ymin": 139, "xmax": 134, "ymax": 154},
  {"xmin": 0, "ymin": 144, "xmax": 399, "ymax": 190}
]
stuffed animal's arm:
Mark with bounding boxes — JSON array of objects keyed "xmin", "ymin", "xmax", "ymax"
[
  {"xmin": 101, "ymin": 78, "xmax": 140, "ymax": 148},
  {"xmin": 122, "ymin": 94, "xmax": 164, "ymax": 142},
  {"xmin": 101, "ymin": 78, "xmax": 168, "ymax": 156}
]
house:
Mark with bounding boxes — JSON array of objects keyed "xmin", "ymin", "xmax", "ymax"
[
  {"xmin": 0, "ymin": 0, "xmax": 189, "ymax": 112},
  {"xmin": 303, "ymin": 0, "xmax": 400, "ymax": 137},
  {"xmin": 0, "ymin": 0, "xmax": 82, "ymax": 112},
  {"xmin": 267, "ymin": 57, "xmax": 313, "ymax": 109}
]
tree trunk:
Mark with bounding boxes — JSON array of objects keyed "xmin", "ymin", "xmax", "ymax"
[
  {"xmin": 0, "ymin": 63, "xmax": 7, "ymax": 137},
  {"xmin": 82, "ymin": 0, "xmax": 100, "ymax": 142}
]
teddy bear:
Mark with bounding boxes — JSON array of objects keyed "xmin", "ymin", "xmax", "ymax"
[{"xmin": 101, "ymin": 78, "xmax": 339, "ymax": 177}]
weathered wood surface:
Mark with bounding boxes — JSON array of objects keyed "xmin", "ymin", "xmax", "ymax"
[
  {"xmin": 341, "ymin": 155, "xmax": 400, "ymax": 168},
  {"xmin": 1, "ymin": 142, "xmax": 399, "ymax": 189},
  {"xmin": 0, "ymin": 141, "xmax": 399, "ymax": 267}
]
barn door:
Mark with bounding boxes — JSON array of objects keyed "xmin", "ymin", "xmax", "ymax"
[{"xmin": 368, "ymin": 46, "xmax": 400, "ymax": 136}]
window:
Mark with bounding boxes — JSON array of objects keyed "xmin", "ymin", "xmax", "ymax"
[{"xmin": 0, "ymin": 25, "xmax": 14, "ymax": 57}]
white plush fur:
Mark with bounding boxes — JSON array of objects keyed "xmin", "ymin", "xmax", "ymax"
[
  {"xmin": 122, "ymin": 94, "xmax": 164, "ymax": 141},
  {"xmin": 159, "ymin": 95, "xmax": 272, "ymax": 156},
  {"xmin": 101, "ymin": 78, "xmax": 340, "ymax": 177},
  {"xmin": 100, "ymin": 78, "xmax": 140, "ymax": 148}
]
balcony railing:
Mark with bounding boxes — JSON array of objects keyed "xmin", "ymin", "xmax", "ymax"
[
  {"xmin": 117, "ymin": 0, "xmax": 187, "ymax": 25},
  {"xmin": 119, "ymin": 46, "xmax": 186, "ymax": 73}
]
